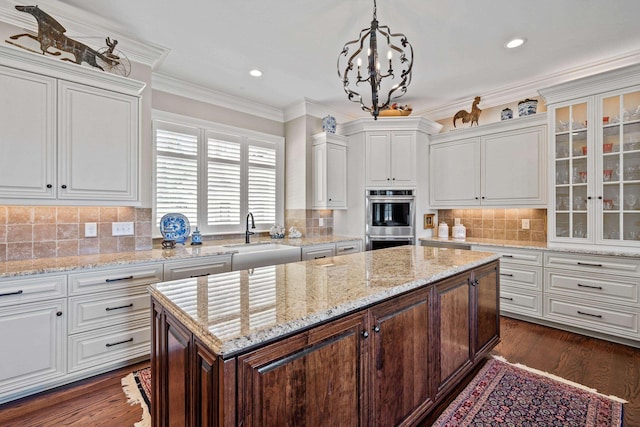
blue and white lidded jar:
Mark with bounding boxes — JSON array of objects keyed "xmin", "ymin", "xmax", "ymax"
[
  {"xmin": 322, "ymin": 115, "xmax": 337, "ymax": 134},
  {"xmin": 190, "ymin": 227, "xmax": 202, "ymax": 245},
  {"xmin": 501, "ymin": 107, "xmax": 513, "ymax": 120},
  {"xmin": 518, "ymin": 99, "xmax": 538, "ymax": 116}
]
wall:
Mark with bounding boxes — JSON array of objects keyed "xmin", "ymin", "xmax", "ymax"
[
  {"xmin": 0, "ymin": 206, "xmax": 152, "ymax": 262},
  {"xmin": 436, "ymin": 96, "xmax": 547, "ymax": 133},
  {"xmin": 437, "ymin": 208, "xmax": 547, "ymax": 242}
]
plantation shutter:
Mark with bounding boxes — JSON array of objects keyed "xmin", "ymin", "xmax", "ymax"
[
  {"xmin": 248, "ymin": 139, "xmax": 277, "ymax": 224},
  {"xmin": 207, "ymin": 132, "xmax": 242, "ymax": 226},
  {"xmin": 155, "ymin": 125, "xmax": 199, "ymax": 228}
]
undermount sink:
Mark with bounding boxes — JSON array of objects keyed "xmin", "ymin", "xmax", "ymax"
[{"xmin": 223, "ymin": 242, "xmax": 301, "ymax": 270}]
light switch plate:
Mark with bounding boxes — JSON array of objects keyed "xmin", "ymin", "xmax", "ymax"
[
  {"xmin": 521, "ymin": 219, "xmax": 530, "ymax": 230},
  {"xmin": 112, "ymin": 221, "xmax": 134, "ymax": 236},
  {"xmin": 85, "ymin": 222, "xmax": 97, "ymax": 238}
]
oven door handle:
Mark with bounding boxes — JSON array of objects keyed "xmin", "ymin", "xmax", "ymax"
[{"xmin": 368, "ymin": 236, "xmax": 414, "ymax": 241}]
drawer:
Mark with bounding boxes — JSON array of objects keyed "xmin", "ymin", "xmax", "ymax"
[
  {"xmin": 544, "ymin": 295, "xmax": 639, "ymax": 339},
  {"xmin": 335, "ymin": 240, "xmax": 362, "ymax": 255},
  {"xmin": 499, "ymin": 265, "xmax": 542, "ymax": 291},
  {"xmin": 301, "ymin": 244, "xmax": 336, "ymax": 260},
  {"xmin": 0, "ymin": 274, "xmax": 66, "ymax": 307},
  {"xmin": 68, "ymin": 289, "xmax": 151, "ymax": 333},
  {"xmin": 500, "ymin": 286, "xmax": 542, "ymax": 318},
  {"xmin": 68, "ymin": 319, "xmax": 150, "ymax": 373},
  {"xmin": 163, "ymin": 254, "xmax": 232, "ymax": 281},
  {"xmin": 545, "ymin": 269, "xmax": 639, "ymax": 306},
  {"xmin": 69, "ymin": 264, "xmax": 164, "ymax": 295},
  {"xmin": 544, "ymin": 252, "xmax": 640, "ymax": 277},
  {"xmin": 472, "ymin": 246, "xmax": 543, "ymax": 266}
]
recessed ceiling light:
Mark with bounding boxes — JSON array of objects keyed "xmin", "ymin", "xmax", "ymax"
[
  {"xmin": 249, "ymin": 69, "xmax": 263, "ymax": 77},
  {"xmin": 505, "ymin": 38, "xmax": 526, "ymax": 49}
]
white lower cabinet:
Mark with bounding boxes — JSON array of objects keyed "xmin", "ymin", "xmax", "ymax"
[
  {"xmin": 0, "ymin": 274, "xmax": 67, "ymax": 404},
  {"xmin": 301, "ymin": 244, "xmax": 336, "ymax": 260},
  {"xmin": 472, "ymin": 245, "xmax": 543, "ymax": 319}
]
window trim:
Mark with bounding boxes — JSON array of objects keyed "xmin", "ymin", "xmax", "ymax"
[{"xmin": 152, "ymin": 110, "xmax": 284, "ymax": 237}]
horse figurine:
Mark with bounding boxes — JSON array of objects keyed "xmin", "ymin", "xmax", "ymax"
[
  {"xmin": 453, "ymin": 96, "xmax": 482, "ymax": 128},
  {"xmin": 9, "ymin": 5, "xmax": 115, "ymax": 71}
]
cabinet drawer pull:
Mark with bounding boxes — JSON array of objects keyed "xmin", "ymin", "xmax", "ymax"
[
  {"xmin": 105, "ymin": 275, "xmax": 134, "ymax": 283},
  {"xmin": 501, "ymin": 255, "xmax": 514, "ymax": 258},
  {"xmin": 314, "ymin": 255, "xmax": 327, "ymax": 259},
  {"xmin": 373, "ymin": 325, "xmax": 380, "ymax": 333},
  {"xmin": 105, "ymin": 303, "xmax": 134, "ymax": 311},
  {"xmin": 339, "ymin": 246, "xmax": 355, "ymax": 251},
  {"xmin": 500, "ymin": 273, "xmax": 514, "ymax": 277},
  {"xmin": 577, "ymin": 310, "xmax": 603, "ymax": 319},
  {"xmin": 106, "ymin": 337, "xmax": 134, "ymax": 347},
  {"xmin": 500, "ymin": 297, "xmax": 514, "ymax": 301},
  {"xmin": 189, "ymin": 273, "xmax": 211, "ymax": 278},
  {"xmin": 361, "ymin": 331, "xmax": 369, "ymax": 338},
  {"xmin": 577, "ymin": 262, "xmax": 603, "ymax": 268},
  {"xmin": 577, "ymin": 283, "xmax": 603, "ymax": 290},
  {"xmin": 0, "ymin": 290, "xmax": 23, "ymax": 297}
]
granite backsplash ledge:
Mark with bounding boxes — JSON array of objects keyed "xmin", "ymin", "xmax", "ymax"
[
  {"xmin": 0, "ymin": 206, "xmax": 153, "ymax": 262},
  {"xmin": 437, "ymin": 208, "xmax": 547, "ymax": 242}
]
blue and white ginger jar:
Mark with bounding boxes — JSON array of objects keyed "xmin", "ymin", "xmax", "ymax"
[{"xmin": 322, "ymin": 115, "xmax": 337, "ymax": 134}]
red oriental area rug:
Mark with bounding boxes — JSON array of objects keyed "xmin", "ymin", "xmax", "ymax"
[
  {"xmin": 121, "ymin": 367, "xmax": 151, "ymax": 427},
  {"xmin": 434, "ymin": 357, "xmax": 624, "ymax": 427}
]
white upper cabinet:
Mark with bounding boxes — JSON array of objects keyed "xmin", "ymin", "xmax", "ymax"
[
  {"xmin": 429, "ymin": 114, "xmax": 547, "ymax": 208},
  {"xmin": 0, "ymin": 66, "xmax": 56, "ymax": 199},
  {"xmin": 0, "ymin": 45, "xmax": 144, "ymax": 205},
  {"xmin": 365, "ymin": 130, "xmax": 416, "ymax": 187},
  {"xmin": 540, "ymin": 63, "xmax": 640, "ymax": 249},
  {"xmin": 311, "ymin": 132, "xmax": 347, "ymax": 209}
]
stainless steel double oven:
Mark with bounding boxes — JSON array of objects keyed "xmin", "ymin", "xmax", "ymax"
[{"xmin": 365, "ymin": 189, "xmax": 415, "ymax": 250}]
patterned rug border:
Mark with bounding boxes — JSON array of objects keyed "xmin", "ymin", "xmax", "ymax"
[
  {"xmin": 434, "ymin": 355, "xmax": 625, "ymax": 427},
  {"xmin": 121, "ymin": 369, "xmax": 151, "ymax": 427}
]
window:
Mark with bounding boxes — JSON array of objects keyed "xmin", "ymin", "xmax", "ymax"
[{"xmin": 153, "ymin": 114, "xmax": 284, "ymax": 236}]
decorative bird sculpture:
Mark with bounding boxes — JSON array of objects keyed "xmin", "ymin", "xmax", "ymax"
[{"xmin": 453, "ymin": 96, "xmax": 482, "ymax": 128}]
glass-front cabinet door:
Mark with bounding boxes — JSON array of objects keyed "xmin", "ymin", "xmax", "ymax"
[
  {"xmin": 600, "ymin": 89, "xmax": 640, "ymax": 245},
  {"xmin": 553, "ymin": 100, "xmax": 590, "ymax": 241}
]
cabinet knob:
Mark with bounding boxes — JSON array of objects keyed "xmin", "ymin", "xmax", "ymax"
[
  {"xmin": 46, "ymin": 184, "xmax": 52, "ymax": 189},
  {"xmin": 387, "ymin": 178, "xmax": 390, "ymax": 181},
  {"xmin": 392, "ymin": 178, "xmax": 396, "ymax": 181},
  {"xmin": 61, "ymin": 184, "xmax": 67, "ymax": 189},
  {"xmin": 328, "ymin": 198, "xmax": 332, "ymax": 201},
  {"xmin": 361, "ymin": 331, "xmax": 369, "ymax": 338},
  {"xmin": 587, "ymin": 196, "xmax": 593, "ymax": 200},
  {"xmin": 56, "ymin": 311, "xmax": 63, "ymax": 317},
  {"xmin": 475, "ymin": 197, "xmax": 479, "ymax": 200},
  {"xmin": 373, "ymin": 325, "xmax": 380, "ymax": 333},
  {"xmin": 597, "ymin": 196, "xmax": 603, "ymax": 200},
  {"xmin": 481, "ymin": 196, "xmax": 485, "ymax": 199}
]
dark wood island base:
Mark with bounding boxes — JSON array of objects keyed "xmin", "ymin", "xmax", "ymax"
[{"xmin": 149, "ymin": 248, "xmax": 500, "ymax": 426}]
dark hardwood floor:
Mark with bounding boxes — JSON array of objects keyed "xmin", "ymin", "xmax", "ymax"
[{"xmin": 0, "ymin": 317, "xmax": 638, "ymax": 426}]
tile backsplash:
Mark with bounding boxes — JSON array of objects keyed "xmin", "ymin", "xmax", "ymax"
[
  {"xmin": 0, "ymin": 206, "xmax": 152, "ymax": 262},
  {"xmin": 285, "ymin": 209, "xmax": 334, "ymax": 237},
  {"xmin": 437, "ymin": 208, "xmax": 547, "ymax": 242}
]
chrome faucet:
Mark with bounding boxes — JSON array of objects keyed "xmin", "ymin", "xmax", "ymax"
[{"xmin": 245, "ymin": 212, "xmax": 256, "ymax": 243}]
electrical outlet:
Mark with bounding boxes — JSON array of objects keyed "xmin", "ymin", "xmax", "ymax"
[
  {"xmin": 319, "ymin": 218, "xmax": 325, "ymax": 226},
  {"xmin": 112, "ymin": 221, "xmax": 134, "ymax": 236},
  {"xmin": 85, "ymin": 222, "xmax": 97, "ymax": 238},
  {"xmin": 521, "ymin": 219, "xmax": 530, "ymax": 230}
]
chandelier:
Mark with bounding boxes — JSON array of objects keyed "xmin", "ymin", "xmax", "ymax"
[{"xmin": 337, "ymin": 0, "xmax": 414, "ymax": 120}]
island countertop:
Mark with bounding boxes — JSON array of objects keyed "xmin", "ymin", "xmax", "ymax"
[{"xmin": 149, "ymin": 245, "xmax": 499, "ymax": 357}]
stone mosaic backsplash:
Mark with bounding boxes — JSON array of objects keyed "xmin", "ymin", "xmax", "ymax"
[
  {"xmin": 0, "ymin": 206, "xmax": 153, "ymax": 262},
  {"xmin": 437, "ymin": 208, "xmax": 547, "ymax": 242}
]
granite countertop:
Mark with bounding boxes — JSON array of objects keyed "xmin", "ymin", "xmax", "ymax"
[
  {"xmin": 0, "ymin": 235, "xmax": 362, "ymax": 279},
  {"xmin": 419, "ymin": 237, "xmax": 640, "ymax": 258},
  {"xmin": 149, "ymin": 246, "xmax": 500, "ymax": 357}
]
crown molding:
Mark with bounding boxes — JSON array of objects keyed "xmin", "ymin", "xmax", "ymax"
[
  {"xmin": 0, "ymin": 44, "xmax": 146, "ymax": 95},
  {"xmin": 0, "ymin": 0, "xmax": 170, "ymax": 69},
  {"xmin": 339, "ymin": 116, "xmax": 442, "ymax": 136},
  {"xmin": 418, "ymin": 48, "xmax": 640, "ymax": 121},
  {"xmin": 283, "ymin": 98, "xmax": 354, "ymax": 124},
  {"xmin": 152, "ymin": 73, "xmax": 285, "ymax": 123}
]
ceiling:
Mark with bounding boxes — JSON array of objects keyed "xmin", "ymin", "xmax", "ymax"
[{"xmin": 11, "ymin": 0, "xmax": 640, "ymax": 120}]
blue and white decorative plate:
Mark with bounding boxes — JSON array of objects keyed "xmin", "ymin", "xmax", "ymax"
[{"xmin": 160, "ymin": 213, "xmax": 191, "ymax": 244}]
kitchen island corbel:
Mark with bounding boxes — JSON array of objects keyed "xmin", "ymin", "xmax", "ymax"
[{"xmin": 149, "ymin": 246, "xmax": 500, "ymax": 427}]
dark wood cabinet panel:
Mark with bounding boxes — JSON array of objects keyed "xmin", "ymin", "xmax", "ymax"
[
  {"xmin": 436, "ymin": 274, "xmax": 471, "ymax": 390},
  {"xmin": 370, "ymin": 288, "xmax": 432, "ymax": 427},
  {"xmin": 474, "ymin": 263, "xmax": 500, "ymax": 354},
  {"xmin": 238, "ymin": 312, "xmax": 368, "ymax": 427}
]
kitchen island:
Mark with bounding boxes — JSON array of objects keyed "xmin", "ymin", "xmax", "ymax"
[{"xmin": 149, "ymin": 246, "xmax": 501, "ymax": 427}]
